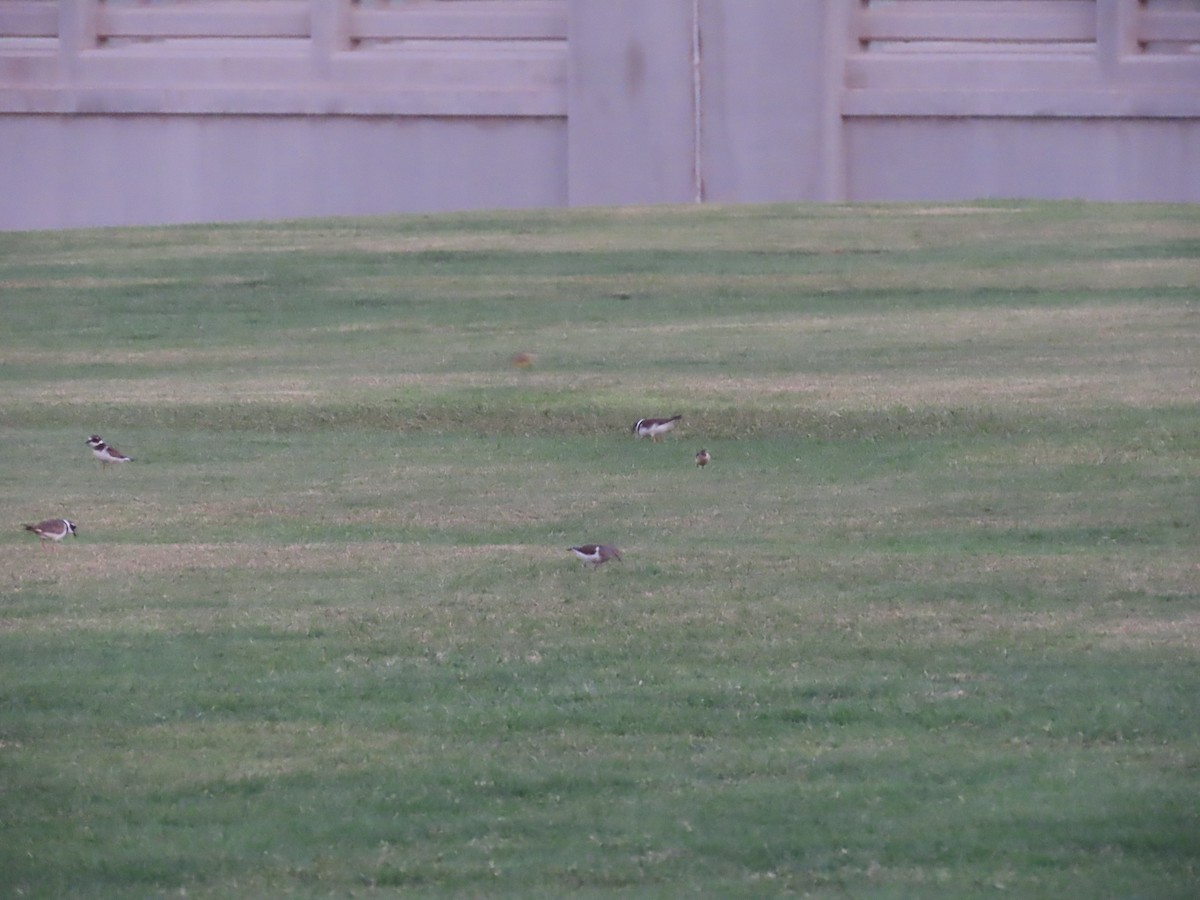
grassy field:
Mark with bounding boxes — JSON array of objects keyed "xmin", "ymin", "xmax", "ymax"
[{"xmin": 1, "ymin": 201, "xmax": 1198, "ymax": 898}]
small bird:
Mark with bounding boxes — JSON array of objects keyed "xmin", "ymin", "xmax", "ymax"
[
  {"xmin": 87, "ymin": 434, "xmax": 132, "ymax": 468},
  {"xmin": 695, "ymin": 448, "xmax": 711, "ymax": 468},
  {"xmin": 24, "ymin": 518, "xmax": 78, "ymax": 550},
  {"xmin": 568, "ymin": 544, "xmax": 622, "ymax": 567},
  {"xmin": 510, "ymin": 351, "xmax": 537, "ymax": 369},
  {"xmin": 632, "ymin": 414, "xmax": 682, "ymax": 442}
]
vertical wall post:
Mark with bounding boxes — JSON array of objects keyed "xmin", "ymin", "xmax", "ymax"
[
  {"xmin": 569, "ymin": 0, "xmax": 844, "ymax": 207},
  {"xmin": 312, "ymin": 0, "xmax": 353, "ymax": 79},
  {"xmin": 694, "ymin": 0, "xmax": 835, "ymax": 203},
  {"xmin": 690, "ymin": 0, "xmax": 704, "ymax": 203},
  {"xmin": 819, "ymin": 0, "xmax": 859, "ymax": 201},
  {"xmin": 567, "ymin": 0, "xmax": 697, "ymax": 206},
  {"xmin": 58, "ymin": 0, "xmax": 99, "ymax": 83},
  {"xmin": 1097, "ymin": 0, "xmax": 1140, "ymax": 79}
]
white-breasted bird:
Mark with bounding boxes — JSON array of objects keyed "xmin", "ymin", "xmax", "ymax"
[
  {"xmin": 568, "ymin": 544, "xmax": 623, "ymax": 567},
  {"xmin": 24, "ymin": 518, "xmax": 78, "ymax": 549},
  {"xmin": 87, "ymin": 434, "xmax": 133, "ymax": 468},
  {"xmin": 632, "ymin": 415, "xmax": 682, "ymax": 442}
]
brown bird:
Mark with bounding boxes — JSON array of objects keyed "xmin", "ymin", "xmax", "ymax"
[
  {"xmin": 695, "ymin": 448, "xmax": 711, "ymax": 468},
  {"xmin": 24, "ymin": 518, "xmax": 78, "ymax": 550},
  {"xmin": 510, "ymin": 351, "xmax": 537, "ymax": 369},
  {"xmin": 568, "ymin": 544, "xmax": 622, "ymax": 567},
  {"xmin": 632, "ymin": 415, "xmax": 682, "ymax": 442}
]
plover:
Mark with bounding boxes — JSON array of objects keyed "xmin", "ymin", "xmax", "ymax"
[
  {"xmin": 24, "ymin": 518, "xmax": 78, "ymax": 549},
  {"xmin": 87, "ymin": 434, "xmax": 132, "ymax": 468},
  {"xmin": 568, "ymin": 544, "xmax": 622, "ymax": 567},
  {"xmin": 632, "ymin": 415, "xmax": 682, "ymax": 442},
  {"xmin": 695, "ymin": 448, "xmax": 711, "ymax": 468}
]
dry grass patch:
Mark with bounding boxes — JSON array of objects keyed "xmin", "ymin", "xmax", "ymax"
[
  {"xmin": 133, "ymin": 720, "xmax": 440, "ymax": 777},
  {"xmin": 0, "ymin": 344, "xmax": 301, "ymax": 367},
  {"xmin": 0, "ymin": 275, "xmax": 179, "ymax": 292},
  {"xmin": 5, "ymin": 376, "xmax": 326, "ymax": 406},
  {"xmin": 2, "ymin": 540, "xmax": 551, "ymax": 584},
  {"xmin": 667, "ymin": 370, "xmax": 1183, "ymax": 409},
  {"xmin": 1090, "ymin": 611, "xmax": 1200, "ymax": 650},
  {"xmin": 825, "ymin": 599, "xmax": 1200, "ymax": 652}
]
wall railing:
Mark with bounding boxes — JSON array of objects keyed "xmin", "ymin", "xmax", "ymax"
[
  {"xmin": 0, "ymin": 0, "xmax": 568, "ymax": 116},
  {"xmin": 846, "ymin": 0, "xmax": 1200, "ymax": 117}
]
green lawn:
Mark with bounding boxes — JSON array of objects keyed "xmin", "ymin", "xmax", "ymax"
[{"xmin": 1, "ymin": 202, "xmax": 1198, "ymax": 898}]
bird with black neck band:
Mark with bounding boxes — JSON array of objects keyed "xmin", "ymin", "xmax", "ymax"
[
  {"xmin": 24, "ymin": 518, "xmax": 78, "ymax": 550},
  {"xmin": 87, "ymin": 434, "xmax": 133, "ymax": 469},
  {"xmin": 632, "ymin": 414, "xmax": 682, "ymax": 442},
  {"xmin": 568, "ymin": 544, "xmax": 622, "ymax": 568}
]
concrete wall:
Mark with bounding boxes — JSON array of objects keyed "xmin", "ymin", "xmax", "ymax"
[
  {"xmin": 567, "ymin": 0, "xmax": 698, "ymax": 206},
  {"xmin": 0, "ymin": 0, "xmax": 571, "ymax": 229},
  {"xmin": 1, "ymin": 114, "xmax": 567, "ymax": 230},
  {"xmin": 1, "ymin": 0, "xmax": 1197, "ymax": 231},
  {"xmin": 845, "ymin": 117, "xmax": 1200, "ymax": 203},
  {"xmin": 562, "ymin": 0, "xmax": 842, "ymax": 206},
  {"xmin": 695, "ymin": 1, "xmax": 841, "ymax": 204}
]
